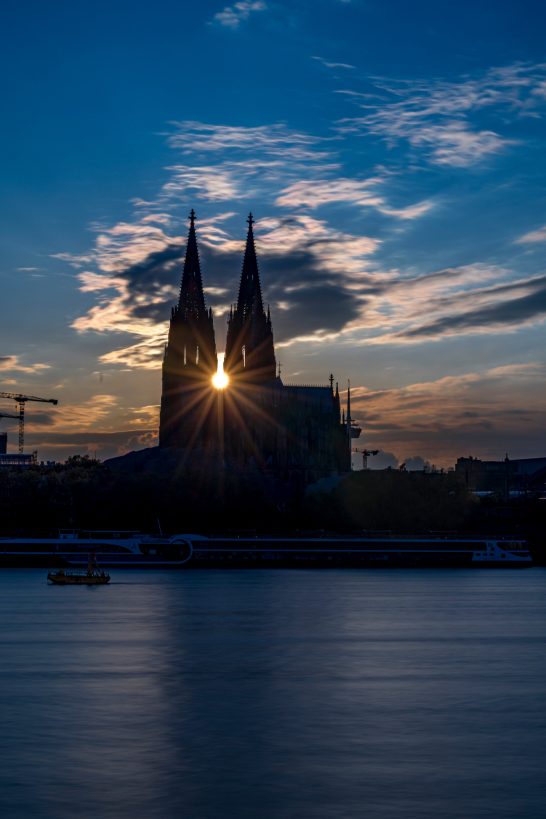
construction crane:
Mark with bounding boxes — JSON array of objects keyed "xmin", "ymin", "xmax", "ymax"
[
  {"xmin": 0, "ymin": 393, "xmax": 58, "ymax": 454},
  {"xmin": 353, "ymin": 448, "xmax": 379, "ymax": 470}
]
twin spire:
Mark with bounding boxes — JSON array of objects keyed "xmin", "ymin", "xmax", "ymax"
[
  {"xmin": 178, "ymin": 210, "xmax": 264, "ymax": 319},
  {"xmin": 237, "ymin": 212, "xmax": 264, "ymax": 317},
  {"xmin": 178, "ymin": 210, "xmax": 276, "ymax": 382},
  {"xmin": 224, "ymin": 212, "xmax": 276, "ymax": 381},
  {"xmin": 178, "ymin": 208, "xmax": 206, "ymax": 317}
]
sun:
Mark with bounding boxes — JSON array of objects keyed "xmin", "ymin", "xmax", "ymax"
[
  {"xmin": 212, "ymin": 370, "xmax": 229, "ymax": 390},
  {"xmin": 212, "ymin": 353, "xmax": 229, "ymax": 390}
]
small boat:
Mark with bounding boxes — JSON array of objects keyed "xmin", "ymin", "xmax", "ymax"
[{"xmin": 47, "ymin": 552, "xmax": 110, "ymax": 585}]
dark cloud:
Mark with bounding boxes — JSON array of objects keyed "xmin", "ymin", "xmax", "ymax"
[
  {"xmin": 117, "ymin": 243, "xmax": 185, "ymax": 322},
  {"xmin": 270, "ymin": 283, "xmax": 360, "ymax": 341},
  {"xmin": 25, "ymin": 411, "xmax": 57, "ymax": 427},
  {"xmin": 108, "ymin": 238, "xmax": 360, "ymax": 346},
  {"xmin": 122, "ymin": 244, "xmax": 184, "ymax": 295},
  {"xmin": 403, "ymin": 277, "xmax": 546, "ymax": 338}
]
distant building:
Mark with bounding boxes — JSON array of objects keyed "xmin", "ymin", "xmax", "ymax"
[
  {"xmin": 0, "ymin": 453, "xmax": 35, "ymax": 468},
  {"xmin": 455, "ymin": 455, "xmax": 546, "ymax": 496},
  {"xmin": 159, "ymin": 211, "xmax": 358, "ymax": 481}
]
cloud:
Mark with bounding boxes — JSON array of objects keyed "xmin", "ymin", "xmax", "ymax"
[
  {"xmin": 72, "ymin": 239, "xmax": 185, "ymax": 369},
  {"xmin": 404, "ymin": 122, "xmax": 512, "ymax": 167},
  {"xmin": 349, "ymin": 363, "xmax": 546, "ymax": 465},
  {"xmin": 51, "ymin": 252, "xmax": 95, "ymax": 269},
  {"xmin": 337, "ymin": 62, "xmax": 546, "ymax": 166},
  {"xmin": 0, "ymin": 356, "xmax": 51, "ymax": 374},
  {"xmin": 516, "ymin": 225, "xmax": 546, "ymax": 244},
  {"xmin": 165, "ymin": 124, "xmax": 432, "ymax": 221},
  {"xmin": 163, "ymin": 165, "xmax": 241, "ymax": 201},
  {"xmin": 59, "ymin": 94, "xmax": 545, "ymax": 372},
  {"xmin": 390, "ymin": 273, "xmax": 546, "ymax": 341},
  {"xmin": 276, "ymin": 177, "xmax": 433, "ymax": 219},
  {"xmin": 26, "ymin": 429, "xmax": 158, "ymax": 462},
  {"xmin": 68, "ymin": 163, "xmax": 546, "ymax": 367},
  {"xmin": 310, "ymin": 264, "xmax": 546, "ymax": 347},
  {"xmin": 27, "ymin": 394, "xmax": 155, "ymax": 433},
  {"xmin": 166, "ymin": 121, "xmax": 333, "ymax": 162},
  {"xmin": 212, "ymin": 1, "xmax": 267, "ymax": 29},
  {"xmin": 22, "ymin": 396, "xmax": 160, "ymax": 460},
  {"xmin": 311, "ymin": 56, "xmax": 355, "ymax": 70},
  {"xmin": 70, "ymin": 190, "xmax": 546, "ymax": 366},
  {"xmin": 69, "ymin": 207, "xmax": 381, "ymax": 366}
]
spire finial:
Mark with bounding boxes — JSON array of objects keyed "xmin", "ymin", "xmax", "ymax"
[
  {"xmin": 247, "ymin": 212, "xmax": 254, "ymax": 228},
  {"xmin": 189, "ymin": 208, "xmax": 196, "ymax": 226},
  {"xmin": 329, "ymin": 373, "xmax": 334, "ymax": 390}
]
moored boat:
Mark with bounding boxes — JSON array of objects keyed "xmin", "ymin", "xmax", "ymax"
[
  {"xmin": 1, "ymin": 529, "xmax": 534, "ymax": 569},
  {"xmin": 177, "ymin": 534, "xmax": 533, "ymax": 568},
  {"xmin": 0, "ymin": 529, "xmax": 193, "ymax": 569}
]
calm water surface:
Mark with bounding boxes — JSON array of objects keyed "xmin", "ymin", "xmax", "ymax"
[{"xmin": 1, "ymin": 569, "xmax": 545, "ymax": 819}]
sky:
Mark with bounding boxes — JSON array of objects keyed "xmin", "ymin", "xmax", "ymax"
[{"xmin": 1, "ymin": 0, "xmax": 545, "ymax": 468}]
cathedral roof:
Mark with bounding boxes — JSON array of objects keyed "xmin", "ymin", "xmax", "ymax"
[{"xmin": 282, "ymin": 385, "xmax": 335, "ymax": 409}]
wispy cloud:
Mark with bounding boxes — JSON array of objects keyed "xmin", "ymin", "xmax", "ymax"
[
  {"xmin": 0, "ymin": 355, "xmax": 51, "ymax": 374},
  {"xmin": 276, "ymin": 261, "xmax": 546, "ymax": 350},
  {"xmin": 351, "ymin": 268, "xmax": 546, "ymax": 345},
  {"xmin": 212, "ymin": 1, "xmax": 267, "ymax": 29},
  {"xmin": 516, "ymin": 224, "xmax": 546, "ymax": 244},
  {"xmin": 166, "ymin": 121, "xmax": 333, "ymax": 161},
  {"xmin": 338, "ymin": 62, "xmax": 546, "ymax": 167},
  {"xmin": 163, "ymin": 165, "xmax": 241, "ymax": 201},
  {"xmin": 51, "ymin": 251, "xmax": 95, "ymax": 269},
  {"xmin": 311, "ymin": 55, "xmax": 355, "ymax": 70},
  {"xmin": 393, "ymin": 274, "xmax": 546, "ymax": 340},
  {"xmin": 276, "ymin": 177, "xmax": 433, "ymax": 219}
]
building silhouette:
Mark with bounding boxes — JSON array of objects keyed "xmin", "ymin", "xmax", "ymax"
[
  {"xmin": 159, "ymin": 210, "xmax": 217, "ymax": 449},
  {"xmin": 455, "ymin": 455, "xmax": 546, "ymax": 497},
  {"xmin": 159, "ymin": 211, "xmax": 358, "ymax": 481}
]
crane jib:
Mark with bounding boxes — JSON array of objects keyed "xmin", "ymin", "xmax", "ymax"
[{"xmin": 0, "ymin": 392, "xmax": 58, "ymax": 454}]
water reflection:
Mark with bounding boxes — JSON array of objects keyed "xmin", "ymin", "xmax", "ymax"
[{"xmin": 1, "ymin": 570, "xmax": 545, "ymax": 818}]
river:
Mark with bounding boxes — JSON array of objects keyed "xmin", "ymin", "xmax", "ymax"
[{"xmin": 1, "ymin": 568, "xmax": 545, "ymax": 818}]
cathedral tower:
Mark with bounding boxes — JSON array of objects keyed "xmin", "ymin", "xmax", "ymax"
[
  {"xmin": 159, "ymin": 211, "xmax": 217, "ymax": 448},
  {"xmin": 224, "ymin": 214, "xmax": 276, "ymax": 384}
]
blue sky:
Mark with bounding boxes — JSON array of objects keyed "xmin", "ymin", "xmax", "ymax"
[{"xmin": 1, "ymin": 0, "xmax": 545, "ymax": 466}]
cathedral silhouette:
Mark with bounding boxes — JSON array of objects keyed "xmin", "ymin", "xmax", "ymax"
[{"xmin": 159, "ymin": 211, "xmax": 358, "ymax": 482}]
